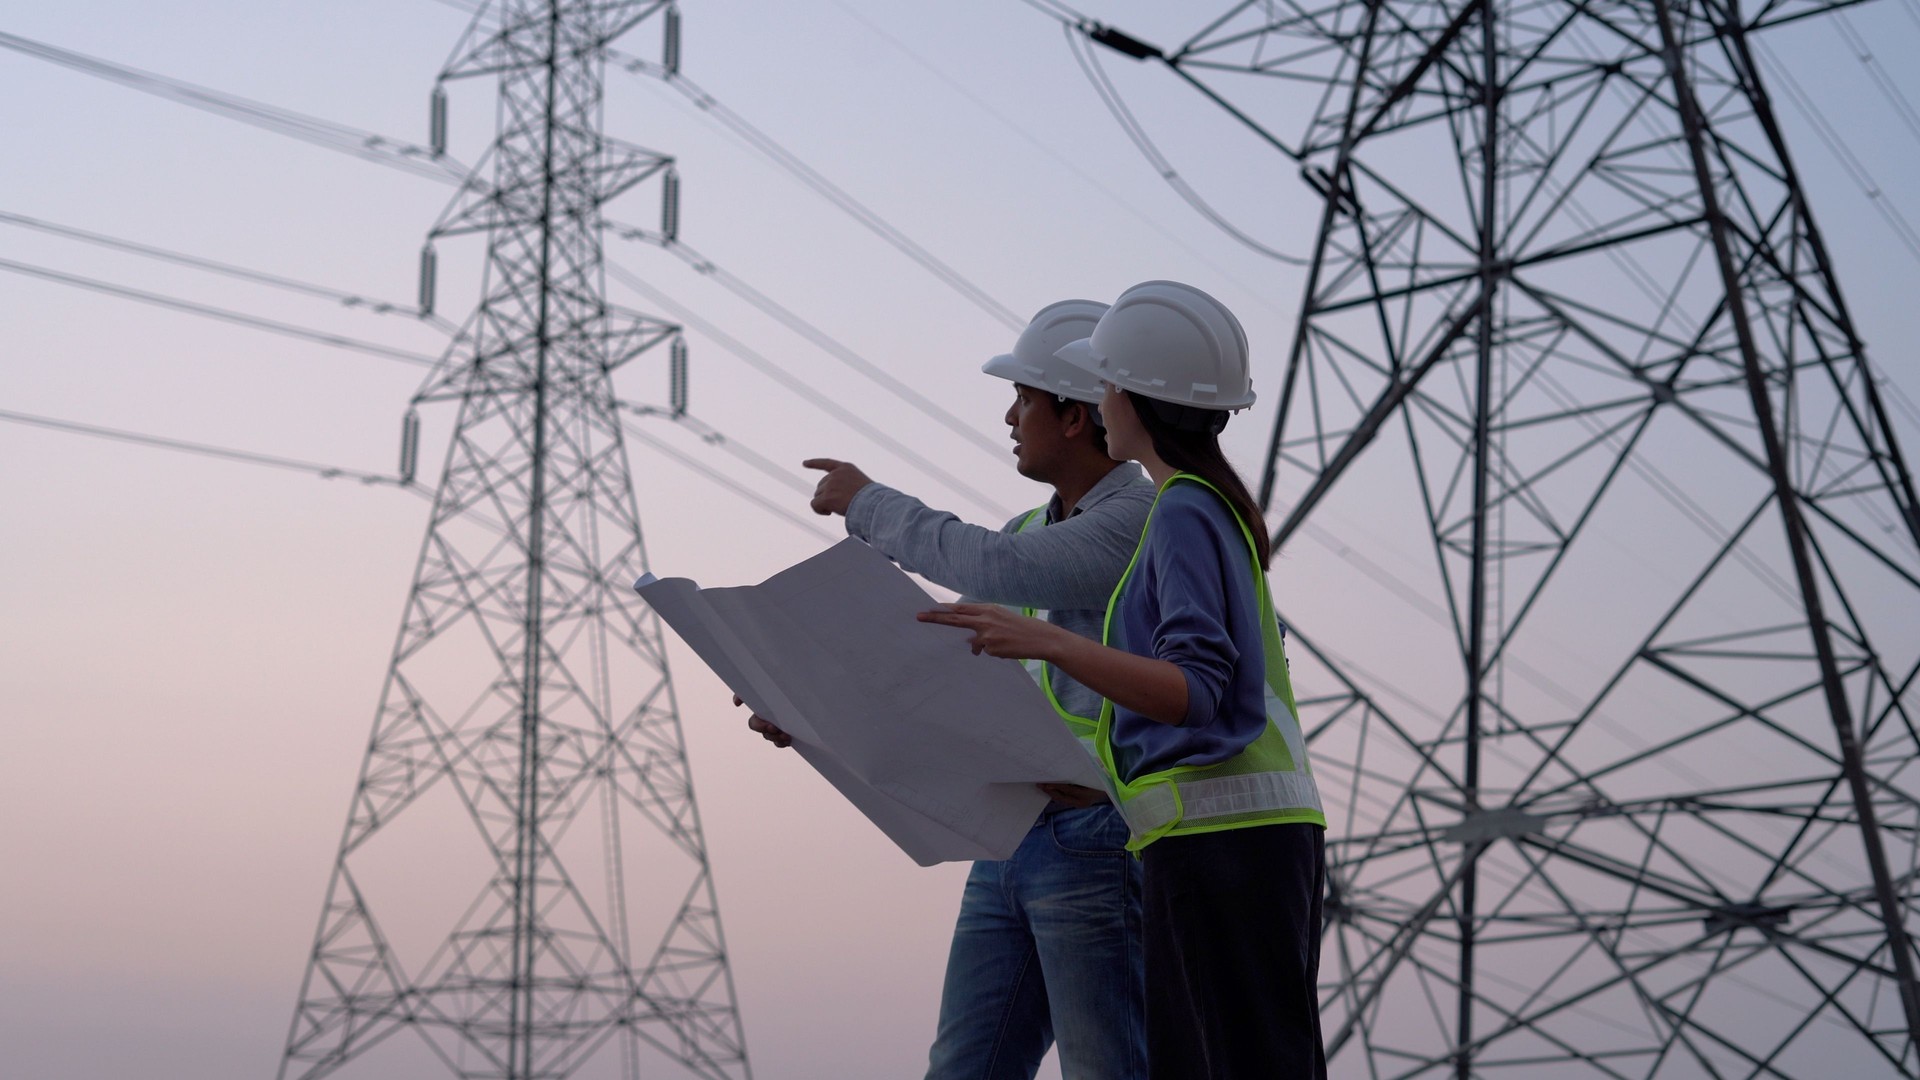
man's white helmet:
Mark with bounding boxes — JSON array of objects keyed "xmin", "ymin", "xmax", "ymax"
[
  {"xmin": 1055, "ymin": 280, "xmax": 1253, "ymax": 411},
  {"xmin": 982, "ymin": 299, "xmax": 1110, "ymax": 405}
]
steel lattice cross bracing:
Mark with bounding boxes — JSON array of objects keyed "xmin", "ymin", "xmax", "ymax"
[
  {"xmin": 278, "ymin": 2, "xmax": 750, "ymax": 1077},
  {"xmin": 1071, "ymin": 0, "xmax": 1920, "ymax": 1075}
]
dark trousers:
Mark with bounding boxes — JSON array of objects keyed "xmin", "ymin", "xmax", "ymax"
[{"xmin": 1140, "ymin": 822, "xmax": 1327, "ymax": 1080}]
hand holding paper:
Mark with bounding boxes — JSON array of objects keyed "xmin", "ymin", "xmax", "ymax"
[{"xmin": 917, "ymin": 602, "xmax": 1075, "ymax": 660}]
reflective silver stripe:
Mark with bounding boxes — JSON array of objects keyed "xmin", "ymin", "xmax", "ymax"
[
  {"xmin": 1115, "ymin": 785, "xmax": 1179, "ymax": 836},
  {"xmin": 1116, "ymin": 769, "xmax": 1323, "ymax": 836},
  {"xmin": 1179, "ymin": 770, "xmax": 1322, "ymax": 820}
]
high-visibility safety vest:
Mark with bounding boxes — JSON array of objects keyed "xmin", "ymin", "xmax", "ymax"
[
  {"xmin": 1011, "ymin": 506, "xmax": 1100, "ymax": 748},
  {"xmin": 1094, "ymin": 473, "xmax": 1326, "ymax": 851}
]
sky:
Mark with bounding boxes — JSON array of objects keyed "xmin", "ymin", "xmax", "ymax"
[{"xmin": 3, "ymin": 1, "xmax": 1920, "ymax": 1078}]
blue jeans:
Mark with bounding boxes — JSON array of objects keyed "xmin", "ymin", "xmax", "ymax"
[{"xmin": 924, "ymin": 804, "xmax": 1146, "ymax": 1080}]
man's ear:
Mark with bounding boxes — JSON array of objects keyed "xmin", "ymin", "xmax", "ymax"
[{"xmin": 1061, "ymin": 401, "xmax": 1092, "ymax": 440}]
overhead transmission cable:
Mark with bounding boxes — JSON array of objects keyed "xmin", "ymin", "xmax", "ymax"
[
  {"xmin": 1015, "ymin": 0, "xmax": 1095, "ymax": 23},
  {"xmin": 1062, "ymin": 22, "xmax": 1310, "ymax": 266},
  {"xmin": 1753, "ymin": 38, "xmax": 1920, "ymax": 266},
  {"xmin": 0, "ymin": 14, "xmax": 1011, "ymax": 524},
  {"xmin": 809, "ymin": 0, "xmax": 1288, "ymax": 318},
  {"xmin": 0, "ymin": 407, "xmax": 420, "ymax": 490},
  {"xmin": 1, "ymin": 396, "xmax": 818, "ymax": 544},
  {"xmin": 606, "ymin": 261, "xmax": 1016, "ymax": 519},
  {"xmin": 6, "ymin": 25, "xmax": 988, "ymax": 459},
  {"xmin": 1885, "ymin": 378, "xmax": 1920, "ymax": 435},
  {"xmin": 609, "ymin": 224, "xmax": 1009, "ymax": 461},
  {"xmin": 0, "ymin": 256, "xmax": 443, "ymax": 368},
  {"xmin": 1832, "ymin": 13, "xmax": 1920, "ymax": 150},
  {"xmin": 617, "ymin": 402, "xmax": 814, "ymax": 496},
  {"xmin": 619, "ymin": 418, "xmax": 836, "ymax": 541},
  {"xmin": 602, "ymin": 54, "xmax": 1024, "ymax": 332},
  {"xmin": 1, "ymin": 7, "xmax": 900, "ymax": 544},
  {"xmin": 0, "ymin": 209, "xmax": 452, "ymax": 332},
  {"xmin": 0, "ymin": 30, "xmax": 467, "ymax": 182}
]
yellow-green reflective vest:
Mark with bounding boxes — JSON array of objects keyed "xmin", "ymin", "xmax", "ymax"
[
  {"xmin": 1094, "ymin": 473, "xmax": 1327, "ymax": 851},
  {"xmin": 1011, "ymin": 505, "xmax": 1099, "ymax": 749}
]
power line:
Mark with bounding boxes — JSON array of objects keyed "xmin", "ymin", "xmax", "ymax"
[
  {"xmin": 0, "ymin": 29, "xmax": 467, "ymax": 182},
  {"xmin": 3, "ymin": 10, "xmax": 1009, "ymax": 520},
  {"xmin": 1753, "ymin": 37, "xmax": 1920, "ymax": 267},
  {"xmin": 0, "ymin": 256, "xmax": 443, "ymax": 368},
  {"xmin": 1885, "ymin": 377, "xmax": 1920, "ymax": 434},
  {"xmin": 617, "ymin": 402, "xmax": 814, "ymax": 495},
  {"xmin": 605, "ymin": 53, "xmax": 1026, "ymax": 331},
  {"xmin": 1014, "ymin": 0, "xmax": 1093, "ymax": 23},
  {"xmin": 0, "ymin": 209, "xmax": 452, "ymax": 332},
  {"xmin": 609, "ymin": 224, "xmax": 1011, "ymax": 462},
  {"xmin": 1063, "ymin": 22, "xmax": 1311, "ymax": 266},
  {"xmin": 605, "ymin": 261, "xmax": 1016, "ymax": 519},
  {"xmin": 0, "ymin": 406, "xmax": 419, "ymax": 489},
  {"xmin": 620, "ymin": 417, "xmax": 836, "ymax": 541},
  {"xmin": 816, "ymin": 0, "xmax": 1290, "ymax": 320},
  {"xmin": 1832, "ymin": 13, "xmax": 1920, "ymax": 151}
]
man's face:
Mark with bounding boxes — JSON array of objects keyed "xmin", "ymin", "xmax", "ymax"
[{"xmin": 1005, "ymin": 384, "xmax": 1073, "ymax": 482}]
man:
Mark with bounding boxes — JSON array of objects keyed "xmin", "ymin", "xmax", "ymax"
[{"xmin": 745, "ymin": 300, "xmax": 1156, "ymax": 1079}]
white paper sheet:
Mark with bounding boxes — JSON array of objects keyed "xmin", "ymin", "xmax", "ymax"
[{"xmin": 635, "ymin": 538, "xmax": 1109, "ymax": 865}]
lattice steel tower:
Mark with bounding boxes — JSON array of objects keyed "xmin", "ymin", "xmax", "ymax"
[
  {"xmin": 279, "ymin": 3, "xmax": 748, "ymax": 1077},
  {"xmin": 1073, "ymin": 0, "xmax": 1920, "ymax": 1075}
]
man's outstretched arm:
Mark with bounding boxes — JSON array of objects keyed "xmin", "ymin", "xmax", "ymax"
[{"xmin": 806, "ymin": 458, "xmax": 1150, "ymax": 611}]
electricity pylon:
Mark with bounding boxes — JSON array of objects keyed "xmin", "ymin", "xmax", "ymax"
[
  {"xmin": 1076, "ymin": 0, "xmax": 1920, "ymax": 1074},
  {"xmin": 279, "ymin": 3, "xmax": 748, "ymax": 1077}
]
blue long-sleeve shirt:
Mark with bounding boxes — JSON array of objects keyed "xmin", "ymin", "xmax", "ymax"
[{"xmin": 1109, "ymin": 481, "xmax": 1270, "ymax": 783}]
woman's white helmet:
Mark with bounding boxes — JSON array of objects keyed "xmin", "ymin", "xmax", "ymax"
[
  {"xmin": 981, "ymin": 299, "xmax": 1111, "ymax": 405},
  {"xmin": 1055, "ymin": 280, "xmax": 1253, "ymax": 411}
]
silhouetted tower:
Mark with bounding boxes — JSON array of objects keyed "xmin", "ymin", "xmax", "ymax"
[
  {"xmin": 279, "ymin": 3, "xmax": 748, "ymax": 1077},
  {"xmin": 1074, "ymin": 0, "xmax": 1920, "ymax": 1074}
]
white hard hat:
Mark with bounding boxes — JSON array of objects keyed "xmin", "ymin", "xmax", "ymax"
[
  {"xmin": 982, "ymin": 299, "xmax": 1111, "ymax": 405},
  {"xmin": 1055, "ymin": 280, "xmax": 1253, "ymax": 410}
]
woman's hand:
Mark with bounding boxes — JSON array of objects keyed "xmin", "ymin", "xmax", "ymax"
[{"xmin": 918, "ymin": 603, "xmax": 1068, "ymax": 661}]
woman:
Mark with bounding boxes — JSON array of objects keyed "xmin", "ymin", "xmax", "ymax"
[{"xmin": 921, "ymin": 281, "xmax": 1327, "ymax": 1079}]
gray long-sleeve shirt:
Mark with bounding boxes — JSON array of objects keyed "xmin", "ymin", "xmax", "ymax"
[{"xmin": 843, "ymin": 463, "xmax": 1156, "ymax": 722}]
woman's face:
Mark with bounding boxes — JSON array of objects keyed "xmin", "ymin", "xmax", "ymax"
[{"xmin": 1099, "ymin": 381, "xmax": 1146, "ymax": 463}]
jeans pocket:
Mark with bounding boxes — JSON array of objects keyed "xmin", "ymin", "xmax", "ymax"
[{"xmin": 1049, "ymin": 805, "xmax": 1131, "ymax": 856}]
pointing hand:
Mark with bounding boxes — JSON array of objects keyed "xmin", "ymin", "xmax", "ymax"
[{"xmin": 803, "ymin": 458, "xmax": 873, "ymax": 516}]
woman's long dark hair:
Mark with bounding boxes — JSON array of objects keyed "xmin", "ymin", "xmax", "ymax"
[{"xmin": 1130, "ymin": 390, "xmax": 1272, "ymax": 568}]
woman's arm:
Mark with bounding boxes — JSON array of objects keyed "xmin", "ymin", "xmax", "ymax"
[{"xmin": 917, "ymin": 604, "xmax": 1188, "ymax": 725}]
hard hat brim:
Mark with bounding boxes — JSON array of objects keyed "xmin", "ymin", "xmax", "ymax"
[
  {"xmin": 981, "ymin": 352, "xmax": 1023, "ymax": 383},
  {"xmin": 983, "ymin": 349, "xmax": 1105, "ymax": 404}
]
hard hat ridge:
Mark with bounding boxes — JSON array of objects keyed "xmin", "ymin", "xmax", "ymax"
[{"xmin": 1054, "ymin": 280, "xmax": 1254, "ymax": 411}]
